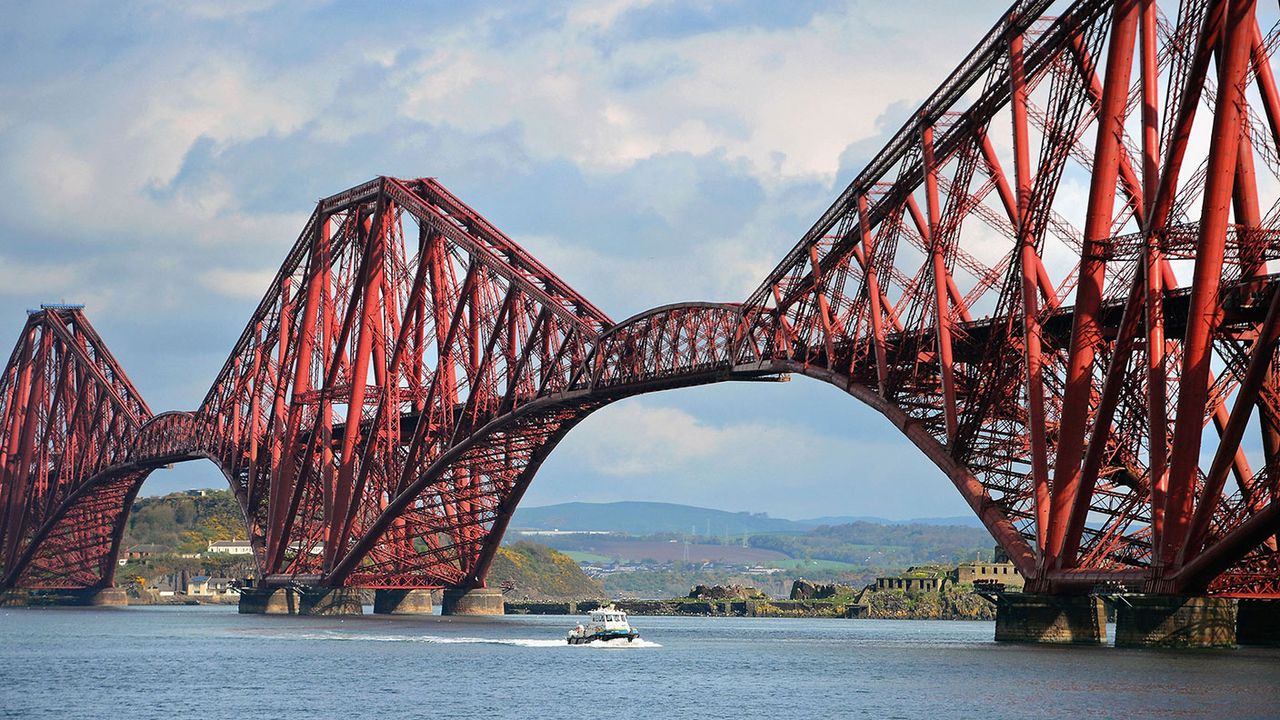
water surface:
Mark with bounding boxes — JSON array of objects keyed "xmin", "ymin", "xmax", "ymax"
[{"xmin": 1, "ymin": 605, "xmax": 1276, "ymax": 719}]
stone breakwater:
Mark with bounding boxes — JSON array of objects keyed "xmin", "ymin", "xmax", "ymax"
[
  {"xmin": 504, "ymin": 598, "xmax": 865, "ymax": 618},
  {"xmin": 505, "ymin": 583, "xmax": 998, "ymax": 620}
]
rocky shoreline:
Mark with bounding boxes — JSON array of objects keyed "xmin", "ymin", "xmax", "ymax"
[
  {"xmin": 506, "ymin": 582, "xmax": 996, "ymax": 620},
  {"xmin": 505, "ymin": 598, "xmax": 867, "ymax": 618}
]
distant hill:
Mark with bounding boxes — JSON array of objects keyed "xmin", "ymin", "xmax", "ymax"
[
  {"xmin": 511, "ymin": 501, "xmax": 809, "ymax": 535},
  {"xmin": 797, "ymin": 515, "xmax": 986, "ymax": 529},
  {"xmin": 511, "ymin": 501, "xmax": 985, "ymax": 535},
  {"xmin": 122, "ymin": 490, "xmax": 244, "ymax": 553}
]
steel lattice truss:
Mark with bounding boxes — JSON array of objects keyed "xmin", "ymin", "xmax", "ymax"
[{"xmin": 3, "ymin": 0, "xmax": 1280, "ymax": 597}]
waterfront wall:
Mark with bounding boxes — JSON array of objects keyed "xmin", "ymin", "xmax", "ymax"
[{"xmin": 506, "ymin": 598, "xmax": 864, "ymax": 618}]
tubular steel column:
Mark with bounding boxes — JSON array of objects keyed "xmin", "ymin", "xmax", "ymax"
[
  {"xmin": 1139, "ymin": 0, "xmax": 1170, "ymax": 551},
  {"xmin": 1165, "ymin": 0, "xmax": 1256, "ymax": 569},
  {"xmin": 921, "ymin": 122, "xmax": 959, "ymax": 447},
  {"xmin": 857, "ymin": 195, "xmax": 890, "ymax": 395},
  {"xmin": 1008, "ymin": 26, "xmax": 1051, "ymax": 552},
  {"xmin": 1047, "ymin": 0, "xmax": 1140, "ymax": 567}
]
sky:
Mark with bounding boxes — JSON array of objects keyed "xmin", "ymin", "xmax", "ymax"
[{"xmin": 0, "ymin": 0, "xmax": 1015, "ymax": 520}]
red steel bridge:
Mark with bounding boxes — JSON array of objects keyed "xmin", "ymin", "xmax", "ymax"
[{"xmin": 4, "ymin": 0, "xmax": 1280, "ymax": 603}]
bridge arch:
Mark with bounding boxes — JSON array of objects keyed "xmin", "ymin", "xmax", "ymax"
[
  {"xmin": 323, "ymin": 301, "xmax": 1036, "ymax": 591},
  {"xmin": 3, "ymin": 410, "xmax": 254, "ymax": 590}
]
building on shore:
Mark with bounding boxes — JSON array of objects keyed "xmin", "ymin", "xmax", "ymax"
[
  {"xmin": 955, "ymin": 560, "xmax": 1024, "ymax": 589},
  {"xmin": 206, "ymin": 539, "xmax": 253, "ymax": 555},
  {"xmin": 874, "ymin": 550, "xmax": 1024, "ymax": 593},
  {"xmin": 147, "ymin": 575, "xmax": 180, "ymax": 597},
  {"xmin": 186, "ymin": 576, "xmax": 238, "ymax": 596},
  {"xmin": 124, "ymin": 544, "xmax": 169, "ymax": 561},
  {"xmin": 874, "ymin": 566, "xmax": 950, "ymax": 592}
]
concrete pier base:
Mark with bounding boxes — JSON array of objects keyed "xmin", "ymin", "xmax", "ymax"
[
  {"xmin": 373, "ymin": 589, "xmax": 435, "ymax": 615},
  {"xmin": 0, "ymin": 588, "xmax": 131, "ymax": 607},
  {"xmin": 0, "ymin": 589, "xmax": 30, "ymax": 607},
  {"xmin": 994, "ymin": 594, "xmax": 1106, "ymax": 644},
  {"xmin": 301, "ymin": 587, "xmax": 364, "ymax": 615},
  {"xmin": 237, "ymin": 587, "xmax": 364, "ymax": 616},
  {"xmin": 1235, "ymin": 599, "xmax": 1279, "ymax": 647},
  {"xmin": 441, "ymin": 588, "xmax": 504, "ymax": 616},
  {"xmin": 1115, "ymin": 596, "xmax": 1236, "ymax": 648},
  {"xmin": 82, "ymin": 588, "xmax": 129, "ymax": 606},
  {"xmin": 238, "ymin": 587, "xmax": 295, "ymax": 614}
]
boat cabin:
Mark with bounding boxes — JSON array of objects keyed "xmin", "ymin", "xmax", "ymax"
[{"xmin": 589, "ymin": 609, "xmax": 630, "ymax": 629}]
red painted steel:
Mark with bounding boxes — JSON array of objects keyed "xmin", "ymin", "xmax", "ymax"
[{"xmin": 3, "ymin": 0, "xmax": 1280, "ymax": 599}]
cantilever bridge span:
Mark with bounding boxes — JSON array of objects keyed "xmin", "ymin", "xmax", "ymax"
[{"xmin": 4, "ymin": 0, "xmax": 1280, "ymax": 613}]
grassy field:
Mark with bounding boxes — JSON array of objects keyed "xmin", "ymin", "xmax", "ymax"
[
  {"xmin": 764, "ymin": 558, "xmax": 864, "ymax": 572},
  {"xmin": 561, "ymin": 551, "xmax": 613, "ymax": 564}
]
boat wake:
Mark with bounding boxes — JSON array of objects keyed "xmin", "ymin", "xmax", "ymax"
[
  {"xmin": 573, "ymin": 637, "xmax": 663, "ymax": 649},
  {"xmin": 253, "ymin": 630, "xmax": 660, "ymax": 648}
]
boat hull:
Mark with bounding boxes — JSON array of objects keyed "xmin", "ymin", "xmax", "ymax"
[{"xmin": 566, "ymin": 630, "xmax": 639, "ymax": 645}]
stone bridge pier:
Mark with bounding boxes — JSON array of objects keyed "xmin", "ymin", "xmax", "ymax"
[
  {"xmin": 994, "ymin": 593, "xmax": 1259, "ymax": 648},
  {"xmin": 235, "ymin": 586, "xmax": 499, "ymax": 616}
]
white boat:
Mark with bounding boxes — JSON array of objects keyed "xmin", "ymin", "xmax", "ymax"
[{"xmin": 566, "ymin": 605, "xmax": 640, "ymax": 644}]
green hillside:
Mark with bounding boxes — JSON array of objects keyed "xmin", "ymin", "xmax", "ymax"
[
  {"xmin": 123, "ymin": 489, "xmax": 245, "ymax": 553},
  {"xmin": 750, "ymin": 521, "xmax": 995, "ymax": 566},
  {"xmin": 489, "ymin": 542, "xmax": 605, "ymax": 601}
]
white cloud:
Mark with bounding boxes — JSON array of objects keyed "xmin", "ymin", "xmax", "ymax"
[
  {"xmin": 6, "ymin": 126, "xmax": 96, "ymax": 215},
  {"xmin": 566, "ymin": 0, "xmax": 660, "ymax": 29},
  {"xmin": 199, "ymin": 268, "xmax": 277, "ymax": 299},
  {"xmin": 572, "ymin": 403, "xmax": 727, "ymax": 475},
  {"xmin": 511, "ymin": 228, "xmax": 783, "ymax": 318},
  {"xmin": 541, "ymin": 394, "xmax": 968, "ymax": 519},
  {"xmin": 391, "ymin": 2, "xmax": 1004, "ymax": 182},
  {"xmin": 144, "ymin": 0, "xmax": 291, "ymax": 20},
  {"xmin": 128, "ymin": 57, "xmax": 323, "ymax": 183},
  {"xmin": 0, "ymin": 255, "xmax": 81, "ymax": 297}
]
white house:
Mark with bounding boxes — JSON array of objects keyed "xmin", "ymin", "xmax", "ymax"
[{"xmin": 206, "ymin": 540, "xmax": 253, "ymax": 555}]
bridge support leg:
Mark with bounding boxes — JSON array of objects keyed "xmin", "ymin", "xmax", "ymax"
[
  {"xmin": 994, "ymin": 593, "xmax": 1105, "ymax": 644},
  {"xmin": 373, "ymin": 589, "xmax": 435, "ymax": 615},
  {"xmin": 1237, "ymin": 599, "xmax": 1280, "ymax": 646},
  {"xmin": 238, "ymin": 587, "xmax": 364, "ymax": 616},
  {"xmin": 441, "ymin": 588, "xmax": 504, "ymax": 616},
  {"xmin": 1115, "ymin": 596, "xmax": 1236, "ymax": 648}
]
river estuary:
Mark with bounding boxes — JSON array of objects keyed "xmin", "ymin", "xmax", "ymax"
[{"xmin": 1, "ymin": 605, "xmax": 1276, "ymax": 719}]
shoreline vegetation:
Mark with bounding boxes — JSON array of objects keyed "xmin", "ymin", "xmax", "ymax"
[
  {"xmin": 125, "ymin": 589, "xmax": 994, "ymax": 620},
  {"xmin": 114, "ymin": 491, "xmax": 1000, "ymax": 619},
  {"xmin": 506, "ymin": 582, "xmax": 996, "ymax": 621}
]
